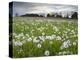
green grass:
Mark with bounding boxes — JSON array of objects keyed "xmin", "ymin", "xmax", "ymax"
[{"xmin": 10, "ymin": 17, "xmax": 78, "ymax": 58}]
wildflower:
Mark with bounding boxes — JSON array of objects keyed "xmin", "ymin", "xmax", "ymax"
[
  {"xmin": 14, "ymin": 41, "xmax": 23, "ymax": 46},
  {"xmin": 53, "ymin": 26, "xmax": 58, "ymax": 32},
  {"xmin": 31, "ymin": 36, "xmax": 34, "ymax": 38},
  {"xmin": 44, "ymin": 50, "xmax": 50, "ymax": 56},
  {"xmin": 27, "ymin": 26, "xmax": 29, "ymax": 29},
  {"xmin": 27, "ymin": 37, "xmax": 32, "ymax": 42},
  {"xmin": 22, "ymin": 36, "xmax": 25, "ymax": 39},
  {"xmin": 37, "ymin": 28, "xmax": 40, "ymax": 31},
  {"xmin": 31, "ymin": 30, "xmax": 34, "ymax": 34},
  {"xmin": 46, "ymin": 24, "xmax": 48, "ymax": 26},
  {"xmin": 13, "ymin": 39, "xmax": 15, "ymax": 43},
  {"xmin": 46, "ymin": 36, "xmax": 52, "ymax": 40},
  {"xmin": 73, "ymin": 42, "xmax": 77, "ymax": 46},
  {"xmin": 26, "ymin": 34, "xmax": 29, "ymax": 37},
  {"xmin": 71, "ymin": 30, "xmax": 74, "ymax": 33},
  {"xmin": 33, "ymin": 37, "xmax": 40, "ymax": 43},
  {"xmin": 67, "ymin": 29, "xmax": 71, "ymax": 32},
  {"xmin": 51, "ymin": 35, "xmax": 56, "ymax": 40},
  {"xmin": 42, "ymin": 32, "xmax": 45, "ymax": 35},
  {"xmin": 50, "ymin": 41, "xmax": 53, "ymax": 44},
  {"xmin": 18, "ymin": 33, "xmax": 24, "ymax": 37},
  {"xmin": 56, "ymin": 36, "xmax": 61, "ymax": 40},
  {"xmin": 37, "ymin": 43, "xmax": 42, "ymax": 48},
  {"xmin": 52, "ymin": 35, "xmax": 56, "ymax": 38},
  {"xmin": 39, "ymin": 36, "xmax": 45, "ymax": 42},
  {"xmin": 60, "ymin": 40, "xmax": 71, "ymax": 49}
]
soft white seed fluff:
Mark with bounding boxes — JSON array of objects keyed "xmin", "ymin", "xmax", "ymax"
[
  {"xmin": 37, "ymin": 43, "xmax": 42, "ymax": 48},
  {"xmin": 60, "ymin": 40, "xmax": 71, "ymax": 49},
  {"xmin": 44, "ymin": 50, "xmax": 50, "ymax": 56}
]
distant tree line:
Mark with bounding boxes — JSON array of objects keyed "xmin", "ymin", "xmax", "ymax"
[{"xmin": 20, "ymin": 12, "xmax": 78, "ymax": 19}]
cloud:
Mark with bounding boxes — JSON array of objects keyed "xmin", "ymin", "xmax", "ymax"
[{"xmin": 12, "ymin": 2, "xmax": 78, "ymax": 16}]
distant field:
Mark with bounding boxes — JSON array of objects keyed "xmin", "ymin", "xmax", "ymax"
[{"xmin": 11, "ymin": 17, "xmax": 78, "ymax": 58}]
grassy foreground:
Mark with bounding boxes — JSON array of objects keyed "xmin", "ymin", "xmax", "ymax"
[{"xmin": 11, "ymin": 17, "xmax": 78, "ymax": 58}]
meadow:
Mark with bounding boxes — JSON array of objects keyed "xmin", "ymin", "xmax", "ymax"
[{"xmin": 11, "ymin": 17, "xmax": 78, "ymax": 58}]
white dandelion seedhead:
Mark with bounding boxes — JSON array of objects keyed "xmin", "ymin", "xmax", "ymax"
[
  {"xmin": 33, "ymin": 39, "xmax": 40, "ymax": 43},
  {"xmin": 37, "ymin": 43, "xmax": 42, "ymax": 48},
  {"xmin": 42, "ymin": 32, "xmax": 45, "ymax": 36},
  {"xmin": 22, "ymin": 36, "xmax": 25, "ymax": 39},
  {"xmin": 53, "ymin": 26, "xmax": 58, "ymax": 32},
  {"xmin": 44, "ymin": 50, "xmax": 50, "ymax": 56},
  {"xmin": 37, "ymin": 28, "xmax": 40, "ymax": 31},
  {"xmin": 19, "ymin": 33, "xmax": 24, "ymax": 37},
  {"xmin": 73, "ymin": 42, "xmax": 77, "ymax": 46},
  {"xmin": 33, "ymin": 37, "xmax": 40, "ymax": 43},
  {"xmin": 13, "ymin": 39, "xmax": 15, "ymax": 43},
  {"xmin": 56, "ymin": 36, "xmax": 62, "ymax": 40},
  {"xmin": 25, "ymin": 34, "xmax": 29, "ymax": 37},
  {"xmin": 31, "ymin": 36, "xmax": 34, "ymax": 38},
  {"xmin": 45, "ymin": 36, "xmax": 51, "ymax": 40},
  {"xmin": 51, "ymin": 35, "xmax": 56, "ymax": 40},
  {"xmin": 27, "ymin": 37, "xmax": 32, "ymax": 42},
  {"xmin": 52, "ymin": 35, "xmax": 56, "ymax": 38},
  {"xmin": 71, "ymin": 30, "xmax": 74, "ymax": 33},
  {"xmin": 45, "ymin": 35, "xmax": 55, "ymax": 40},
  {"xmin": 60, "ymin": 40, "xmax": 71, "ymax": 49},
  {"xmin": 46, "ymin": 24, "xmax": 48, "ymax": 26},
  {"xmin": 15, "ymin": 33, "xmax": 24, "ymax": 39},
  {"xmin": 39, "ymin": 36, "xmax": 45, "ymax": 42},
  {"xmin": 14, "ymin": 41, "xmax": 23, "ymax": 46}
]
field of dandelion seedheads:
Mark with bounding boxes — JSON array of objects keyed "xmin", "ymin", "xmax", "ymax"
[{"xmin": 11, "ymin": 17, "xmax": 78, "ymax": 58}]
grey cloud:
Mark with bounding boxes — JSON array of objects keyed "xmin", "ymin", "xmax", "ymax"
[{"xmin": 12, "ymin": 1, "xmax": 78, "ymax": 16}]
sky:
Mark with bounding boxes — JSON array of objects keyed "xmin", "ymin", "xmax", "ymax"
[{"xmin": 12, "ymin": 1, "xmax": 78, "ymax": 16}]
